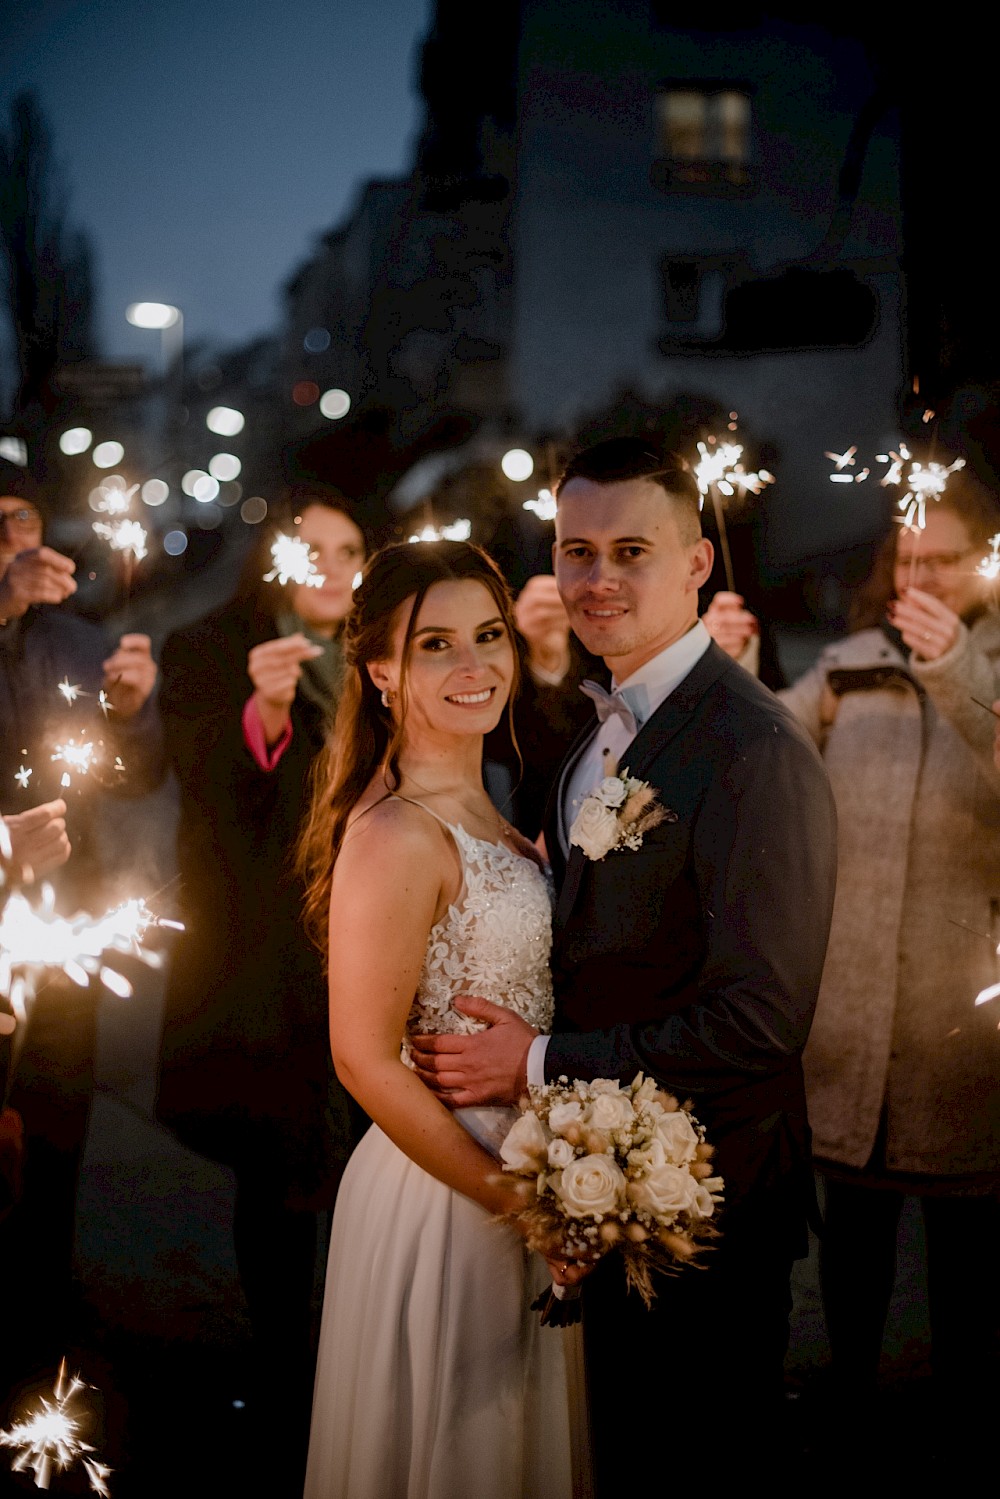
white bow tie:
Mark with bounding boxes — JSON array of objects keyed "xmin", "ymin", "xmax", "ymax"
[{"xmin": 578, "ymin": 679, "xmax": 641, "ymax": 738}]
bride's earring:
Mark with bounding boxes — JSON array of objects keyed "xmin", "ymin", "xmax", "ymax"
[{"xmin": 381, "ymin": 688, "xmax": 396, "ymax": 708}]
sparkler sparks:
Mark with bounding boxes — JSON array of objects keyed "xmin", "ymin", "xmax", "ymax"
[
  {"xmin": 977, "ymin": 534, "xmax": 1000, "ymax": 581},
  {"xmin": 693, "ymin": 440, "xmax": 774, "ymax": 501},
  {"xmin": 14, "ymin": 765, "xmax": 32, "ymax": 790},
  {"xmin": 0, "ymin": 1359, "xmax": 111, "ymax": 1493},
  {"xmin": 523, "ymin": 489, "xmax": 557, "ymax": 521},
  {"xmin": 0, "ymin": 884, "xmax": 183, "ymax": 1018},
  {"xmin": 57, "ymin": 679, "xmax": 85, "ymax": 705},
  {"xmin": 263, "ymin": 533, "xmax": 325, "ymax": 589},
  {"xmin": 407, "ymin": 519, "xmax": 473, "ymax": 543},
  {"xmin": 50, "ymin": 739, "xmax": 96, "ymax": 787},
  {"xmin": 91, "ymin": 518, "xmax": 148, "ymax": 563}
]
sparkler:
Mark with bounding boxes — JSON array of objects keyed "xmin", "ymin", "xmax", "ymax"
[
  {"xmin": 14, "ymin": 766, "xmax": 32, "ymax": 790},
  {"xmin": 693, "ymin": 437, "xmax": 774, "ymax": 592},
  {"xmin": 0, "ymin": 1358, "xmax": 111, "ymax": 1493},
  {"xmin": 91, "ymin": 518, "xmax": 148, "ymax": 564},
  {"xmin": 976, "ymin": 533, "xmax": 1000, "ymax": 582},
  {"xmin": 56, "ymin": 680, "xmax": 84, "ymax": 706},
  {"xmin": 50, "ymin": 739, "xmax": 96, "ymax": 789},
  {"xmin": 523, "ymin": 489, "xmax": 557, "ymax": 522},
  {"xmin": 263, "ymin": 533, "xmax": 325, "ymax": 588},
  {"xmin": 407, "ymin": 519, "xmax": 472, "ymax": 543},
  {"xmin": 0, "ymin": 884, "xmax": 183, "ymax": 1024}
]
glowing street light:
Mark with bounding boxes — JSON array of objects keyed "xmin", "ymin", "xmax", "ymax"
[
  {"xmin": 501, "ymin": 449, "xmax": 534, "ymax": 482},
  {"xmin": 126, "ymin": 302, "xmax": 180, "ymax": 331}
]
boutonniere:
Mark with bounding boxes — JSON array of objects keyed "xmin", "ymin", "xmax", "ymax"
[{"xmin": 569, "ymin": 764, "xmax": 676, "ymax": 861}]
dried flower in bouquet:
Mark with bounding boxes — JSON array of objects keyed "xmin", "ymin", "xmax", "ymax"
[{"xmin": 496, "ymin": 1073, "xmax": 723, "ymax": 1319}]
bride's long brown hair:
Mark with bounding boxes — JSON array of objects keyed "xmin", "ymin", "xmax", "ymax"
[{"xmin": 297, "ymin": 539, "xmax": 521, "ymax": 957}]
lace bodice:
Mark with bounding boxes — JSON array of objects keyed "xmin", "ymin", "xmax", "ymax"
[{"xmin": 402, "ymin": 822, "xmax": 555, "ymax": 1053}]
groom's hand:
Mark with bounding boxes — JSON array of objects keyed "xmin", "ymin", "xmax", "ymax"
[{"xmin": 410, "ymin": 995, "xmax": 537, "ymax": 1107}]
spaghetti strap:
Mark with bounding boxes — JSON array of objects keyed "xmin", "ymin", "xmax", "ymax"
[{"xmin": 389, "ymin": 793, "xmax": 455, "ymax": 831}]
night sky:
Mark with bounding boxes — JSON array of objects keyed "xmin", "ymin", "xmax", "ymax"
[{"xmin": 1, "ymin": 0, "xmax": 432, "ymax": 370}]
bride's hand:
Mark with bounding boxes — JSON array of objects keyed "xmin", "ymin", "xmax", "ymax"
[
  {"xmin": 410, "ymin": 995, "xmax": 537, "ymax": 1107},
  {"xmin": 544, "ymin": 1253, "xmax": 595, "ymax": 1288}
]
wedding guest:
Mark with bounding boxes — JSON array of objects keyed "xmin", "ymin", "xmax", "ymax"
[
  {"xmin": 778, "ymin": 475, "xmax": 1000, "ymax": 1448},
  {"xmin": 0, "ymin": 463, "xmax": 164, "ymax": 1394},
  {"xmin": 156, "ymin": 481, "xmax": 369, "ymax": 1485}
]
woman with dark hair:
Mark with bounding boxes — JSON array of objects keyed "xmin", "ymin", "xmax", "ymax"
[
  {"xmin": 298, "ymin": 540, "xmax": 581, "ymax": 1499},
  {"xmin": 779, "ymin": 469, "xmax": 1000, "ymax": 1435},
  {"xmin": 156, "ymin": 482, "xmax": 368, "ymax": 1478}
]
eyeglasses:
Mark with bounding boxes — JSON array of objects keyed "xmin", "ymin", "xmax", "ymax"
[
  {"xmin": 894, "ymin": 548, "xmax": 977, "ymax": 576},
  {"xmin": 0, "ymin": 504, "xmax": 42, "ymax": 530}
]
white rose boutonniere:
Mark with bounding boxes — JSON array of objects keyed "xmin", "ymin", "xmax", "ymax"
[{"xmin": 569, "ymin": 765, "xmax": 676, "ymax": 860}]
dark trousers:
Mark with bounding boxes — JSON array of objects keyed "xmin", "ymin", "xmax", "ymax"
[
  {"xmin": 0, "ymin": 980, "xmax": 96, "ymax": 1402},
  {"xmin": 583, "ymin": 1199, "xmax": 797, "ymax": 1495},
  {"xmin": 819, "ymin": 1175, "xmax": 1000, "ymax": 1401}
]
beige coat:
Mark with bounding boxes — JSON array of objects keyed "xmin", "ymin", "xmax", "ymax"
[{"xmin": 780, "ymin": 616, "xmax": 1000, "ymax": 1181}]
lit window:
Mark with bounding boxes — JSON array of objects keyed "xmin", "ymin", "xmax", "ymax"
[{"xmin": 654, "ymin": 86, "xmax": 752, "ymax": 188}]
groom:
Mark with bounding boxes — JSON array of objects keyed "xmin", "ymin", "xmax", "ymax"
[{"xmin": 412, "ymin": 438, "xmax": 837, "ymax": 1490}]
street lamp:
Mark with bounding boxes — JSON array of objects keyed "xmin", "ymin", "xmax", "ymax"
[{"xmin": 126, "ymin": 302, "xmax": 184, "ymax": 508}]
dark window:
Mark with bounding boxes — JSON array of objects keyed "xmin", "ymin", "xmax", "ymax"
[{"xmin": 661, "ymin": 259, "xmax": 702, "ymax": 323}]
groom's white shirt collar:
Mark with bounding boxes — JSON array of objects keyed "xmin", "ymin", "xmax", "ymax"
[
  {"xmin": 608, "ymin": 618, "xmax": 712, "ymax": 728},
  {"xmin": 531, "ymin": 619, "xmax": 712, "ymax": 1089}
]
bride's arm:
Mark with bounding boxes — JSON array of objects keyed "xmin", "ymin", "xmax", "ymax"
[{"xmin": 326, "ymin": 804, "xmax": 519, "ymax": 1217}]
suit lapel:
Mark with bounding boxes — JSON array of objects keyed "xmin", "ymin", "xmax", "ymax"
[{"xmin": 554, "ymin": 642, "xmax": 733, "ymax": 928}]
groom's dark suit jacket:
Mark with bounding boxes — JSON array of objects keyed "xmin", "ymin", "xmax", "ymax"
[{"xmin": 542, "ymin": 640, "xmax": 837, "ymax": 1231}]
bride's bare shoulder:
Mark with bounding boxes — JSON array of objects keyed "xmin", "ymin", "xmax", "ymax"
[{"xmin": 340, "ymin": 788, "xmax": 448, "ymax": 862}]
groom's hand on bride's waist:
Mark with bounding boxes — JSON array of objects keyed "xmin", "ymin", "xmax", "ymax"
[{"xmin": 410, "ymin": 995, "xmax": 536, "ymax": 1108}]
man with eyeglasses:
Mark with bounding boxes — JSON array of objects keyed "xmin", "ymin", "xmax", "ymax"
[{"xmin": 0, "ymin": 461, "xmax": 165, "ymax": 1395}]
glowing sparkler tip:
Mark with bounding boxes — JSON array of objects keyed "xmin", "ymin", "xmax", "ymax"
[
  {"xmin": 57, "ymin": 678, "xmax": 84, "ymax": 704},
  {"xmin": 14, "ymin": 765, "xmax": 32, "ymax": 790},
  {"xmin": 263, "ymin": 533, "xmax": 326, "ymax": 588}
]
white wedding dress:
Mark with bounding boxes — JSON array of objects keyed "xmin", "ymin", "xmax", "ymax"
[{"xmin": 303, "ymin": 814, "xmax": 588, "ymax": 1499}]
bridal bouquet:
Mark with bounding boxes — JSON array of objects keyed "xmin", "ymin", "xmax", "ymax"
[{"xmin": 497, "ymin": 1073, "xmax": 723, "ymax": 1320}]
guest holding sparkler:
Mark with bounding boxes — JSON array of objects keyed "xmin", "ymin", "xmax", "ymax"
[
  {"xmin": 779, "ymin": 469, "xmax": 1000, "ymax": 1452},
  {"xmin": 0, "ymin": 461, "xmax": 165, "ymax": 1397},
  {"xmin": 156, "ymin": 480, "xmax": 369, "ymax": 1482}
]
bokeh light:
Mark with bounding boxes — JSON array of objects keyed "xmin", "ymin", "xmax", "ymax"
[
  {"xmin": 181, "ymin": 469, "xmax": 208, "ymax": 497},
  {"xmin": 205, "ymin": 405, "xmax": 245, "ymax": 436},
  {"xmin": 126, "ymin": 302, "xmax": 179, "ymax": 329},
  {"xmin": 319, "ymin": 388, "xmax": 351, "ymax": 420},
  {"xmin": 304, "ymin": 327, "xmax": 331, "ymax": 353},
  {"xmin": 193, "ymin": 475, "xmax": 220, "ymax": 502},
  {"xmin": 195, "ymin": 503, "xmax": 222, "ymax": 529},
  {"xmin": 501, "ymin": 449, "xmax": 534, "ymax": 481},
  {"xmin": 292, "ymin": 381, "xmax": 320, "ymax": 406},
  {"xmin": 217, "ymin": 480, "xmax": 242, "ymax": 507},
  {"xmin": 208, "ymin": 453, "xmax": 241, "ymax": 481},
  {"xmin": 92, "ymin": 441, "xmax": 124, "ymax": 469},
  {"xmin": 163, "ymin": 529, "xmax": 188, "ymax": 555},
  {"xmin": 240, "ymin": 496, "xmax": 268, "ymax": 524},
  {"xmin": 59, "ymin": 427, "xmax": 92, "ymax": 455},
  {"xmin": 141, "ymin": 479, "xmax": 170, "ymax": 507}
]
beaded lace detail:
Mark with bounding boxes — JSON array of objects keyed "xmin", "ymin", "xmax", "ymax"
[{"xmin": 402, "ymin": 823, "xmax": 554, "ymax": 1056}]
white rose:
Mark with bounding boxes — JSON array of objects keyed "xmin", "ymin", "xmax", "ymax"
[
  {"xmin": 691, "ymin": 1182, "xmax": 717, "ymax": 1219},
  {"xmin": 569, "ymin": 798, "xmax": 620, "ymax": 860},
  {"xmin": 627, "ymin": 1162, "xmax": 700, "ymax": 1222},
  {"xmin": 553, "ymin": 1153, "xmax": 626, "ymax": 1218},
  {"xmin": 596, "ymin": 775, "xmax": 628, "ymax": 808},
  {"xmin": 547, "ymin": 1137, "xmax": 576, "ymax": 1169},
  {"xmin": 499, "ymin": 1110, "xmax": 549, "ymax": 1172},
  {"xmin": 586, "ymin": 1089, "xmax": 635, "ymax": 1132},
  {"xmin": 652, "ymin": 1110, "xmax": 699, "ymax": 1165},
  {"xmin": 548, "ymin": 1100, "xmax": 584, "ymax": 1133}
]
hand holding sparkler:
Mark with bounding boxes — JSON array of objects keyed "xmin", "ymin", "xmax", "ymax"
[
  {"xmin": 3, "ymin": 802, "xmax": 71, "ymax": 882},
  {"xmin": 702, "ymin": 591, "xmax": 760, "ymax": 662},
  {"xmin": 0, "ymin": 547, "xmax": 76, "ymax": 621},
  {"xmin": 100, "ymin": 634, "xmax": 157, "ymax": 720},
  {"xmin": 887, "ymin": 587, "xmax": 961, "ymax": 662},
  {"xmin": 514, "ymin": 575, "xmax": 571, "ymax": 681},
  {"xmin": 247, "ymin": 634, "xmax": 324, "ymax": 744}
]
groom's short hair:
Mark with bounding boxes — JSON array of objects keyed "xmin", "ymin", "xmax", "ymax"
[{"xmin": 555, "ymin": 438, "xmax": 702, "ymax": 543}]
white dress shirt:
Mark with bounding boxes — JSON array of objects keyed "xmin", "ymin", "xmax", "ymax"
[{"xmin": 528, "ymin": 619, "xmax": 712, "ymax": 1085}]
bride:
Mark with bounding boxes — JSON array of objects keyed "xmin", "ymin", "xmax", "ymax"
[{"xmin": 297, "ymin": 540, "xmax": 587, "ymax": 1498}]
